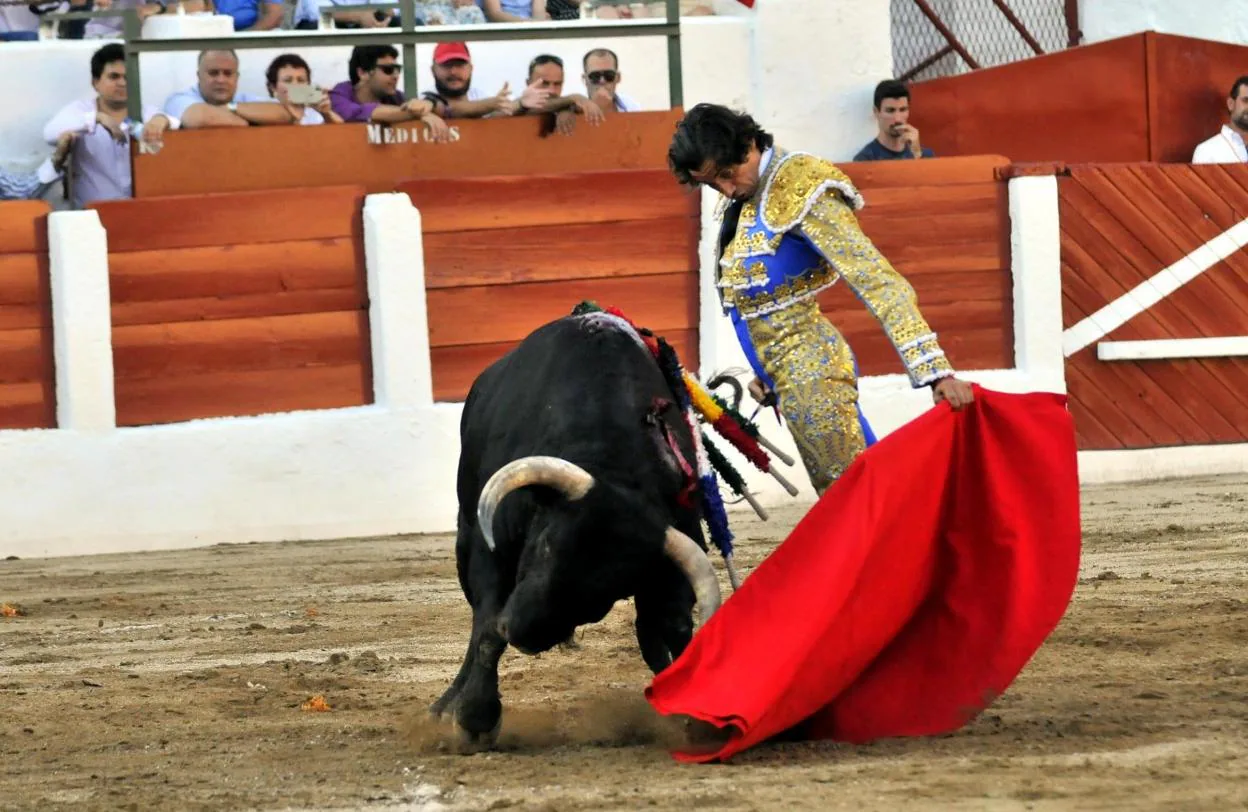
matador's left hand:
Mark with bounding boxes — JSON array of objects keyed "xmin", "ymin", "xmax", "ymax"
[{"xmin": 933, "ymin": 376, "xmax": 974, "ymax": 411}]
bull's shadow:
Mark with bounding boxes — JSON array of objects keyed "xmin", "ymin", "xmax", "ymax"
[{"xmin": 428, "ymin": 313, "xmax": 726, "ymax": 752}]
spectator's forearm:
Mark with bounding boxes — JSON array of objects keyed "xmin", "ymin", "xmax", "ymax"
[
  {"xmin": 235, "ymin": 103, "xmax": 299, "ymax": 125},
  {"xmin": 245, "ymin": 4, "xmax": 284, "ymax": 29},
  {"xmin": 179, "ymin": 104, "xmax": 249, "ymax": 128},
  {"xmin": 368, "ymin": 105, "xmax": 418, "ymax": 123},
  {"xmin": 446, "ymin": 99, "xmax": 497, "ymax": 117}
]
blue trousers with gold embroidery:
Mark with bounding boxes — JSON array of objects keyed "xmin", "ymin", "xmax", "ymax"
[{"xmin": 739, "ymin": 299, "xmax": 876, "ymax": 494}]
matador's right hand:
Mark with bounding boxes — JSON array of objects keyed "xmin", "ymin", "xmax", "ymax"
[{"xmin": 748, "ymin": 377, "xmax": 776, "ymax": 406}]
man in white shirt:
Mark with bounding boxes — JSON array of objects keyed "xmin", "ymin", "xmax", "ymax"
[
  {"xmin": 1192, "ymin": 75, "xmax": 1248, "ymax": 164},
  {"xmin": 43, "ymin": 43, "xmax": 178, "ymax": 209}
]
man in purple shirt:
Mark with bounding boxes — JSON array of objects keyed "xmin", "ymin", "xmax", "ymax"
[
  {"xmin": 43, "ymin": 43, "xmax": 176, "ymax": 210},
  {"xmin": 329, "ymin": 45, "xmax": 450, "ymax": 141}
]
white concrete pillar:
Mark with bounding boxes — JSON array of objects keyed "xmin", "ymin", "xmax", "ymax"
[
  {"xmin": 365, "ymin": 192, "xmax": 434, "ymax": 409},
  {"xmin": 1009, "ymin": 175, "xmax": 1066, "ymax": 394},
  {"xmin": 750, "ymin": 0, "xmax": 894, "ymax": 162},
  {"xmin": 48, "ymin": 210, "xmax": 116, "ymax": 431}
]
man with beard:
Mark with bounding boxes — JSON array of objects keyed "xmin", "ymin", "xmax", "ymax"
[
  {"xmin": 852, "ymin": 79, "xmax": 934, "ymax": 162},
  {"xmin": 1193, "ymin": 75, "xmax": 1248, "ymax": 163},
  {"xmin": 668, "ymin": 103, "xmax": 973, "ymax": 494},
  {"xmin": 43, "ymin": 43, "xmax": 176, "ymax": 209},
  {"xmin": 329, "ymin": 45, "xmax": 450, "ymax": 140},
  {"xmin": 421, "ymin": 42, "xmax": 549, "ymax": 120}
]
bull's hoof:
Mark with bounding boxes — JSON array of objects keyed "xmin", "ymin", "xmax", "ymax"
[
  {"xmin": 454, "ymin": 717, "xmax": 502, "ymax": 754},
  {"xmin": 679, "ymin": 716, "xmax": 734, "ymax": 753}
]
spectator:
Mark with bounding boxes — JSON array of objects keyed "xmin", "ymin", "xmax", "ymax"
[
  {"xmin": 852, "ymin": 79, "xmax": 934, "ymax": 161},
  {"xmin": 481, "ymin": 0, "xmax": 544, "ymax": 21},
  {"xmin": 1193, "ymin": 76, "xmax": 1248, "ymax": 164},
  {"xmin": 165, "ymin": 50, "xmax": 302, "ymax": 129},
  {"xmin": 44, "ymin": 43, "xmax": 178, "ymax": 209},
  {"xmin": 581, "ymin": 47, "xmax": 638, "ymax": 113},
  {"xmin": 419, "ymin": 0, "xmax": 486, "ymax": 24},
  {"xmin": 214, "ymin": 0, "xmax": 285, "ymax": 30},
  {"xmin": 265, "ymin": 54, "xmax": 343, "ymax": 125},
  {"xmin": 0, "ymin": 134, "xmax": 74, "ymax": 201},
  {"xmin": 83, "ymin": 0, "xmax": 207, "ymax": 39},
  {"xmin": 422, "ymin": 41, "xmax": 546, "ymax": 119},
  {"xmin": 329, "ymin": 45, "xmax": 451, "ymax": 140},
  {"xmin": 520, "ymin": 54, "xmax": 603, "ymax": 135}
]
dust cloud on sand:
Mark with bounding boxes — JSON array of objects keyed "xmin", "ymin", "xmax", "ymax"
[{"xmin": 1, "ymin": 474, "xmax": 1246, "ymax": 810}]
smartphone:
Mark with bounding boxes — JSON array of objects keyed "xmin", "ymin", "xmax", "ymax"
[{"xmin": 286, "ymin": 84, "xmax": 324, "ymax": 105}]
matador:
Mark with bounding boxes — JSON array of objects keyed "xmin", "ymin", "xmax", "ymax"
[{"xmin": 668, "ymin": 103, "xmax": 975, "ymax": 494}]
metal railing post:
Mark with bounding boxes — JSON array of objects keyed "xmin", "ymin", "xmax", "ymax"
[
  {"xmin": 665, "ymin": 0, "xmax": 682, "ymax": 108},
  {"xmin": 399, "ymin": 0, "xmax": 418, "ymax": 99},
  {"xmin": 123, "ymin": 8, "xmax": 143, "ymax": 122}
]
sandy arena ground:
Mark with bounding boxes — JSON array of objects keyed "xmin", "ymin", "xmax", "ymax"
[{"xmin": 2, "ymin": 474, "xmax": 1247, "ymax": 811}]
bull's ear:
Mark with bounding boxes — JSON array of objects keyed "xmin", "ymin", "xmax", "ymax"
[{"xmin": 644, "ymin": 415, "xmax": 689, "ymax": 491}]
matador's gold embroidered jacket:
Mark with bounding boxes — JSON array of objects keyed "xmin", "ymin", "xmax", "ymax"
[{"xmin": 716, "ymin": 147, "xmax": 955, "ymax": 389}]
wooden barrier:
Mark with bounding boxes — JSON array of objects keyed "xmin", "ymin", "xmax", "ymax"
[
  {"xmin": 398, "ymin": 169, "xmax": 701, "ymax": 401},
  {"xmin": 912, "ymin": 32, "xmax": 1248, "ymax": 164},
  {"xmin": 133, "ymin": 110, "xmax": 683, "ymax": 198},
  {"xmin": 830, "ymin": 155, "xmax": 1015, "ymax": 376},
  {"xmin": 1057, "ymin": 163, "xmax": 1248, "ymax": 450},
  {"xmin": 90, "ymin": 186, "xmax": 372, "ymax": 426},
  {"xmin": 0, "ymin": 201, "xmax": 54, "ymax": 429}
]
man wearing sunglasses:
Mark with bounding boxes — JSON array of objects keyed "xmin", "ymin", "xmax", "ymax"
[
  {"xmin": 329, "ymin": 45, "xmax": 450, "ymax": 141},
  {"xmin": 582, "ymin": 48, "xmax": 638, "ymax": 113}
]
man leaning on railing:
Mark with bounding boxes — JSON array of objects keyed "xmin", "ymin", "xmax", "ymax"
[
  {"xmin": 329, "ymin": 44, "xmax": 452, "ymax": 140},
  {"xmin": 165, "ymin": 49, "xmax": 306, "ymax": 128},
  {"xmin": 44, "ymin": 42, "xmax": 176, "ymax": 207}
]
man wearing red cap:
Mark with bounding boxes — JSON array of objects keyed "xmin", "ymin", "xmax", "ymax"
[{"xmin": 424, "ymin": 41, "xmax": 551, "ymax": 120}]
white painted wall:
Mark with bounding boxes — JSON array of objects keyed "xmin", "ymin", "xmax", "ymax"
[
  {"xmin": 1079, "ymin": 0, "xmax": 1248, "ymax": 46},
  {"xmin": 749, "ymin": 0, "xmax": 891, "ymax": 162}
]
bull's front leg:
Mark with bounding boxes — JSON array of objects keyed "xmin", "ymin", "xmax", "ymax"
[
  {"xmin": 633, "ymin": 560, "xmax": 696, "ymax": 674},
  {"xmin": 452, "ymin": 611, "xmax": 508, "ymax": 751}
]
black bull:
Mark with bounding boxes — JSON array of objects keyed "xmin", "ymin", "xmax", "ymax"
[{"xmin": 430, "ymin": 312, "xmax": 724, "ymax": 747}]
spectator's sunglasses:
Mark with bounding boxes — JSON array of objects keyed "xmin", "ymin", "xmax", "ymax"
[
  {"xmin": 587, "ymin": 70, "xmax": 618, "ymax": 84},
  {"xmin": 372, "ymin": 63, "xmax": 402, "ymax": 75}
]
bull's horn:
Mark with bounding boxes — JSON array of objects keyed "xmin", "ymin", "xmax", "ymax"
[
  {"xmin": 663, "ymin": 527, "xmax": 723, "ymax": 624},
  {"xmin": 476, "ymin": 456, "xmax": 595, "ymax": 552}
]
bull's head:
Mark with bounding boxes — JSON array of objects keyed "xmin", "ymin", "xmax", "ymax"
[{"xmin": 476, "ymin": 456, "xmax": 723, "ymax": 653}]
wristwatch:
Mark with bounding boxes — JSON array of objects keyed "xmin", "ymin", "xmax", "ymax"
[{"xmin": 227, "ymin": 101, "xmax": 238, "ymax": 112}]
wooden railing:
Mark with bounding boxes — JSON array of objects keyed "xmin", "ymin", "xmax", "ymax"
[
  {"xmin": 1056, "ymin": 162, "xmax": 1248, "ymax": 450},
  {"xmin": 132, "ymin": 111, "xmax": 684, "ymax": 198},
  {"xmin": 91, "ymin": 186, "xmax": 372, "ymax": 426},
  {"xmin": 400, "ymin": 169, "xmax": 701, "ymax": 401},
  {"xmin": 833, "ymin": 154, "xmax": 1015, "ymax": 377},
  {"xmin": 0, "ymin": 201, "xmax": 55, "ymax": 430}
]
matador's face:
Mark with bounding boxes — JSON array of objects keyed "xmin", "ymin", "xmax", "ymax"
[{"xmin": 691, "ymin": 146, "xmax": 762, "ymax": 202}]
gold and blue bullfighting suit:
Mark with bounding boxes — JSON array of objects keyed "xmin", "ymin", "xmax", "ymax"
[{"xmin": 716, "ymin": 147, "xmax": 955, "ymax": 493}]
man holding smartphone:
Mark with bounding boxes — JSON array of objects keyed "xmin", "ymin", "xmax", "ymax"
[
  {"xmin": 852, "ymin": 79, "xmax": 935, "ymax": 162},
  {"xmin": 265, "ymin": 54, "xmax": 342, "ymax": 125}
]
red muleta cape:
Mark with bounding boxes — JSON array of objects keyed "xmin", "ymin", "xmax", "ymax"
[{"xmin": 645, "ymin": 386, "xmax": 1082, "ymax": 763}]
